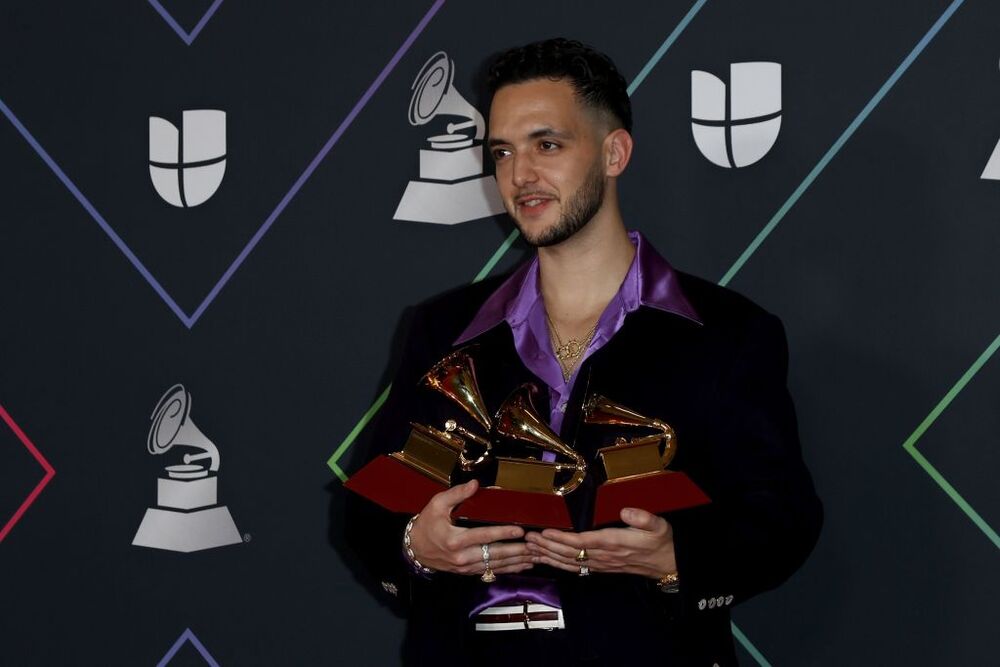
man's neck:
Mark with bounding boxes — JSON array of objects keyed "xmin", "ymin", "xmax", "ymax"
[{"xmin": 537, "ymin": 207, "xmax": 635, "ymax": 332}]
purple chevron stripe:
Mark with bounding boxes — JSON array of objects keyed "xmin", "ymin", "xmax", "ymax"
[
  {"xmin": 0, "ymin": 0, "xmax": 445, "ymax": 328},
  {"xmin": 189, "ymin": 0, "xmax": 446, "ymax": 324},
  {"xmin": 0, "ymin": 96, "xmax": 191, "ymax": 324},
  {"xmin": 147, "ymin": 0, "xmax": 225, "ymax": 45},
  {"xmin": 156, "ymin": 628, "xmax": 220, "ymax": 667}
]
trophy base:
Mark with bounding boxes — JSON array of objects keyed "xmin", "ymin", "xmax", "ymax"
[
  {"xmin": 157, "ymin": 476, "xmax": 217, "ymax": 509},
  {"xmin": 344, "ymin": 455, "xmax": 448, "ymax": 515},
  {"xmin": 592, "ymin": 471, "xmax": 710, "ymax": 527},
  {"xmin": 131, "ymin": 505, "xmax": 242, "ymax": 553},
  {"xmin": 393, "ymin": 176, "xmax": 505, "ymax": 225},
  {"xmin": 454, "ymin": 487, "xmax": 573, "ymax": 530}
]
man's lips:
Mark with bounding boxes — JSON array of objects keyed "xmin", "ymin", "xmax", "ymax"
[{"xmin": 515, "ymin": 194, "xmax": 557, "ymax": 213}]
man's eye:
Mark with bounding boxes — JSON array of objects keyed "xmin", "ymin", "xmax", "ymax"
[
  {"xmin": 539, "ymin": 141, "xmax": 558, "ymax": 151},
  {"xmin": 492, "ymin": 148, "xmax": 511, "ymax": 160}
]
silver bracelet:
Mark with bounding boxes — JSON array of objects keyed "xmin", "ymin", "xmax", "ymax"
[{"xmin": 403, "ymin": 513, "xmax": 435, "ymax": 575}]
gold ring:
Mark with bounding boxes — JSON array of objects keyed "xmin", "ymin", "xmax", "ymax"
[{"xmin": 575, "ymin": 548, "xmax": 588, "ymax": 562}]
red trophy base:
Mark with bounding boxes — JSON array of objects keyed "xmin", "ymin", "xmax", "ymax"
[
  {"xmin": 346, "ymin": 460, "xmax": 710, "ymax": 530},
  {"xmin": 592, "ymin": 471, "xmax": 710, "ymax": 526},
  {"xmin": 344, "ymin": 455, "xmax": 446, "ymax": 515},
  {"xmin": 455, "ymin": 487, "xmax": 574, "ymax": 530}
]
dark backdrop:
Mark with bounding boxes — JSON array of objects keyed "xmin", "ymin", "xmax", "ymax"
[{"xmin": 1, "ymin": 1, "xmax": 996, "ymax": 664}]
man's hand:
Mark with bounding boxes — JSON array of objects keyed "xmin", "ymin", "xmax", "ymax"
[
  {"xmin": 408, "ymin": 480, "xmax": 533, "ymax": 576},
  {"xmin": 525, "ymin": 507, "xmax": 676, "ymax": 579}
]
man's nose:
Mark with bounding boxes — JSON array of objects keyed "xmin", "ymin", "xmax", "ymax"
[{"xmin": 511, "ymin": 154, "xmax": 538, "ymax": 188}]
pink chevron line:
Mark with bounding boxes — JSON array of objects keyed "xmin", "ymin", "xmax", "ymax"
[{"xmin": 0, "ymin": 403, "xmax": 55, "ymax": 543}]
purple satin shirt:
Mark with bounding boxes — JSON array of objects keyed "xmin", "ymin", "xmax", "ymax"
[{"xmin": 454, "ymin": 230, "xmax": 701, "ymax": 616}]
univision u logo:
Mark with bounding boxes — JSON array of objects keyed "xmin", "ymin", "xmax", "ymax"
[
  {"xmin": 149, "ymin": 109, "xmax": 226, "ymax": 207},
  {"xmin": 691, "ymin": 62, "xmax": 781, "ymax": 168}
]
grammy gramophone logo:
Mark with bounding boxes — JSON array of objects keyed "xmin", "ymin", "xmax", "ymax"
[
  {"xmin": 393, "ymin": 51, "xmax": 505, "ymax": 225},
  {"xmin": 132, "ymin": 384, "xmax": 242, "ymax": 553}
]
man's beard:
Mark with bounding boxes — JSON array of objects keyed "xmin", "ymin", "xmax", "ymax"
[{"xmin": 516, "ymin": 162, "xmax": 605, "ymax": 248}]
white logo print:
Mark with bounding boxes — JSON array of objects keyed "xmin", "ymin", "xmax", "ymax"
[
  {"xmin": 982, "ymin": 59, "xmax": 1000, "ymax": 180},
  {"xmin": 691, "ymin": 62, "xmax": 782, "ymax": 168},
  {"xmin": 393, "ymin": 51, "xmax": 505, "ymax": 225},
  {"xmin": 149, "ymin": 109, "xmax": 227, "ymax": 207},
  {"xmin": 981, "ymin": 142, "xmax": 1000, "ymax": 180},
  {"xmin": 132, "ymin": 384, "xmax": 242, "ymax": 553}
]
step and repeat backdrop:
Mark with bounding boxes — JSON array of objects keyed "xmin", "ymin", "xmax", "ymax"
[{"xmin": 1, "ymin": 0, "xmax": 997, "ymax": 664}]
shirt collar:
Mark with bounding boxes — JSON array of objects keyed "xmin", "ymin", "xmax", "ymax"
[{"xmin": 454, "ymin": 230, "xmax": 701, "ymax": 345}]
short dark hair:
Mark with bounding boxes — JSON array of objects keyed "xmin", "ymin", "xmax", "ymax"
[{"xmin": 487, "ymin": 38, "xmax": 632, "ymax": 133}]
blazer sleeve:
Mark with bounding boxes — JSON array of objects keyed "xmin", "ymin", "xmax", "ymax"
[
  {"xmin": 666, "ymin": 310, "xmax": 823, "ymax": 617},
  {"xmin": 343, "ymin": 304, "xmax": 437, "ymax": 613}
]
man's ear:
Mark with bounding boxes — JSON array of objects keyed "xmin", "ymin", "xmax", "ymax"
[{"xmin": 604, "ymin": 128, "xmax": 634, "ymax": 177}]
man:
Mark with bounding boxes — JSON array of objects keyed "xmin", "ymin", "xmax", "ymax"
[{"xmin": 345, "ymin": 38, "xmax": 822, "ymax": 665}]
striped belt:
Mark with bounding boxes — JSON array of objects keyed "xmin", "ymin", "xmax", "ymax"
[{"xmin": 474, "ymin": 601, "xmax": 565, "ymax": 632}]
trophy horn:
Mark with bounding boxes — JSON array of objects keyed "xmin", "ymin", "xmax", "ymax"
[
  {"xmin": 583, "ymin": 395, "xmax": 676, "ymax": 468},
  {"xmin": 422, "ymin": 348, "xmax": 492, "ymax": 431},
  {"xmin": 148, "ymin": 384, "xmax": 220, "ymax": 472},
  {"xmin": 494, "ymin": 384, "xmax": 586, "ymax": 495},
  {"xmin": 407, "ymin": 51, "xmax": 485, "ymax": 140},
  {"xmin": 421, "ymin": 348, "xmax": 492, "ymax": 470}
]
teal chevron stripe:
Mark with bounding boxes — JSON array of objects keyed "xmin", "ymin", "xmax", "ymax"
[
  {"xmin": 901, "ymin": 331, "xmax": 1000, "ymax": 550},
  {"xmin": 713, "ymin": 5, "xmax": 972, "ymax": 662},
  {"xmin": 732, "ymin": 621, "xmax": 773, "ymax": 667},
  {"xmin": 719, "ymin": 0, "xmax": 965, "ymax": 286},
  {"xmin": 627, "ymin": 0, "xmax": 709, "ymax": 97},
  {"xmin": 327, "ymin": 1, "xmax": 709, "ymax": 474},
  {"xmin": 473, "ymin": 228, "xmax": 521, "ymax": 283}
]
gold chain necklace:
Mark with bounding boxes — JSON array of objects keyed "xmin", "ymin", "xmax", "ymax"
[{"xmin": 545, "ymin": 312, "xmax": 598, "ymax": 382}]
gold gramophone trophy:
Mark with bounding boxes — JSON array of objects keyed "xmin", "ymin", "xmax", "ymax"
[
  {"xmin": 584, "ymin": 395, "xmax": 710, "ymax": 525},
  {"xmin": 345, "ymin": 348, "xmax": 495, "ymax": 514},
  {"xmin": 453, "ymin": 384, "xmax": 585, "ymax": 529}
]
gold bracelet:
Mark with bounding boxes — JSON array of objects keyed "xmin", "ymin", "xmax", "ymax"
[{"xmin": 656, "ymin": 571, "xmax": 680, "ymax": 593}]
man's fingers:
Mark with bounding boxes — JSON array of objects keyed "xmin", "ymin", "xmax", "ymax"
[
  {"xmin": 526, "ymin": 542, "xmax": 571, "ymax": 563},
  {"xmin": 537, "ymin": 525, "xmax": 655, "ymax": 551},
  {"xmin": 483, "ymin": 542, "xmax": 530, "ymax": 561},
  {"xmin": 450, "ymin": 541, "xmax": 529, "ymax": 567},
  {"xmin": 537, "ymin": 527, "xmax": 623, "ymax": 550},
  {"xmin": 453, "ymin": 524, "xmax": 525, "ymax": 549},
  {"xmin": 442, "ymin": 539, "xmax": 529, "ymax": 571},
  {"xmin": 526, "ymin": 533, "xmax": 584, "ymax": 560},
  {"xmin": 620, "ymin": 507, "xmax": 666, "ymax": 533},
  {"xmin": 528, "ymin": 542, "xmax": 619, "ymax": 566},
  {"xmin": 533, "ymin": 554, "xmax": 584, "ymax": 574},
  {"xmin": 430, "ymin": 479, "xmax": 479, "ymax": 512},
  {"xmin": 457, "ymin": 555, "xmax": 533, "ymax": 575},
  {"xmin": 448, "ymin": 541, "xmax": 527, "ymax": 566},
  {"xmin": 535, "ymin": 528, "xmax": 588, "ymax": 548},
  {"xmin": 488, "ymin": 555, "xmax": 534, "ymax": 570},
  {"xmin": 492, "ymin": 562, "xmax": 534, "ymax": 575},
  {"xmin": 532, "ymin": 554, "xmax": 630, "ymax": 575}
]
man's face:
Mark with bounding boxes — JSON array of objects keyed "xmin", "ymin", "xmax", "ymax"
[{"xmin": 488, "ymin": 78, "xmax": 608, "ymax": 247}]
